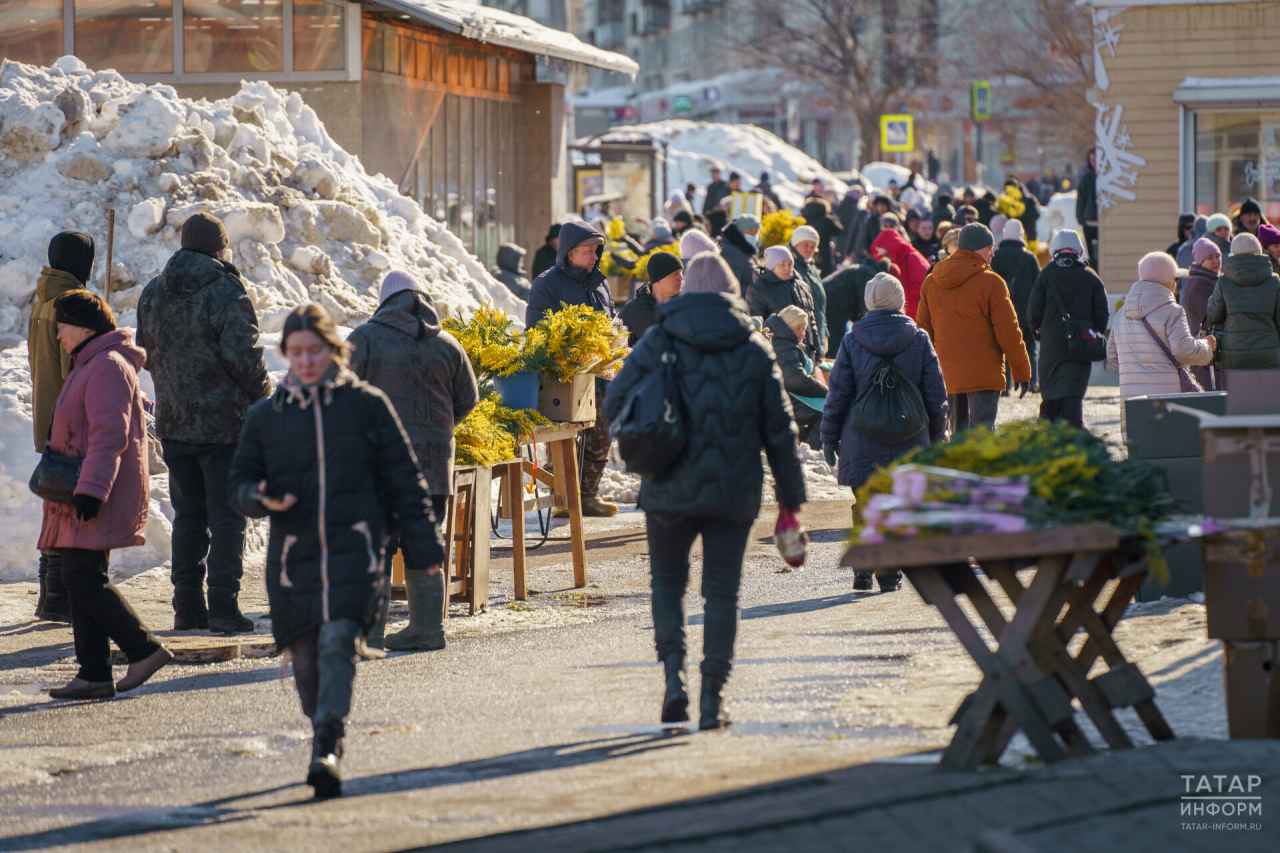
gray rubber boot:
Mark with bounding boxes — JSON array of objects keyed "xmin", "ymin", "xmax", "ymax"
[
  {"xmin": 365, "ymin": 574, "xmax": 390, "ymax": 651},
  {"xmin": 384, "ymin": 569, "xmax": 445, "ymax": 652}
]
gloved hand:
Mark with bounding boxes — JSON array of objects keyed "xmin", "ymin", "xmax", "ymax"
[
  {"xmin": 74, "ymin": 494, "xmax": 101, "ymax": 522},
  {"xmin": 1017, "ymin": 381, "xmax": 1031, "ymax": 399},
  {"xmin": 823, "ymin": 441, "xmax": 839, "ymax": 468}
]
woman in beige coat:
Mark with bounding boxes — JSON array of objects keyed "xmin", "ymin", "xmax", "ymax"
[{"xmin": 1106, "ymin": 252, "xmax": 1216, "ymax": 440}]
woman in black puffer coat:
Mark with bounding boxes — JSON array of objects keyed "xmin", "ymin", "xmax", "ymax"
[
  {"xmin": 229, "ymin": 304, "xmax": 443, "ymax": 800},
  {"xmin": 604, "ymin": 252, "xmax": 806, "ymax": 732}
]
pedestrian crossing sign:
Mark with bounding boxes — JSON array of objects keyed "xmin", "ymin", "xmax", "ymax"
[{"xmin": 880, "ymin": 115, "xmax": 913, "ymax": 152}]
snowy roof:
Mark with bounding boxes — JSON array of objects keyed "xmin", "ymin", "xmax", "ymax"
[{"xmin": 369, "ymin": 0, "xmax": 639, "ymax": 76}]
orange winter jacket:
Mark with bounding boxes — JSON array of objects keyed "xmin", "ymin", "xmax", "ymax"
[{"xmin": 917, "ymin": 249, "xmax": 1031, "ymax": 394}]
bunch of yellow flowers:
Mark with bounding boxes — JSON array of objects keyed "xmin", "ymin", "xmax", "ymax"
[
  {"xmin": 454, "ymin": 396, "xmax": 550, "ymax": 466},
  {"xmin": 760, "ymin": 210, "xmax": 807, "ymax": 248}
]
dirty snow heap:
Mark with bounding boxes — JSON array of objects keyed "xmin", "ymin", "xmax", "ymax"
[{"xmin": 0, "ymin": 56, "xmax": 523, "ymax": 345}]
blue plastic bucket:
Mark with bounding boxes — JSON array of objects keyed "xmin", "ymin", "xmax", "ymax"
[{"xmin": 493, "ymin": 371, "xmax": 541, "ymax": 411}]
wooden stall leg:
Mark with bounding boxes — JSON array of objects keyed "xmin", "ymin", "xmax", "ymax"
[
  {"xmin": 469, "ymin": 465, "xmax": 491, "ymax": 614},
  {"xmin": 557, "ymin": 437, "xmax": 588, "ymax": 589},
  {"xmin": 506, "ymin": 461, "xmax": 528, "ymax": 601}
]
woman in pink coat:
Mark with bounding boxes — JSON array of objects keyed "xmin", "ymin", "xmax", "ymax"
[
  {"xmin": 871, "ymin": 224, "xmax": 931, "ymax": 319},
  {"xmin": 40, "ymin": 291, "xmax": 170, "ymax": 700}
]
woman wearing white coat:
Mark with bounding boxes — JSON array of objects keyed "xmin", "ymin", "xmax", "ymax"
[{"xmin": 1106, "ymin": 251, "xmax": 1216, "ymax": 440}]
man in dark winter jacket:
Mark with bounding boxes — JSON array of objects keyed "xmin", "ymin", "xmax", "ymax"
[
  {"xmin": 1233, "ymin": 196, "xmax": 1269, "ymax": 238},
  {"xmin": 1027, "ymin": 230, "xmax": 1109, "ymax": 428},
  {"xmin": 800, "ymin": 197, "xmax": 843, "ymax": 277},
  {"xmin": 703, "ymin": 168, "xmax": 730, "ymax": 216},
  {"xmin": 821, "ymin": 259, "xmax": 886, "ymax": 358},
  {"xmin": 757, "ymin": 172, "xmax": 782, "ymax": 209},
  {"xmin": 932, "ymin": 191, "xmax": 956, "ymax": 228},
  {"xmin": 526, "ymin": 221, "xmax": 618, "ymax": 517},
  {"xmin": 1076, "ymin": 151, "xmax": 1099, "ymax": 270},
  {"xmin": 854, "ymin": 195, "xmax": 892, "ymax": 263},
  {"xmin": 349, "ymin": 271, "xmax": 478, "ymax": 651},
  {"xmin": 491, "ymin": 243, "xmax": 529, "ymax": 301},
  {"xmin": 530, "ymin": 224, "xmax": 560, "ymax": 279},
  {"xmin": 990, "ymin": 219, "xmax": 1043, "ymax": 391},
  {"xmin": 719, "ymin": 214, "xmax": 760, "ymax": 293},
  {"xmin": 835, "ymin": 186, "xmax": 867, "ymax": 257},
  {"xmin": 27, "ymin": 231, "xmax": 94, "ymax": 623},
  {"xmin": 619, "ymin": 252, "xmax": 683, "ymax": 345},
  {"xmin": 137, "ymin": 212, "xmax": 272, "ymax": 634}
]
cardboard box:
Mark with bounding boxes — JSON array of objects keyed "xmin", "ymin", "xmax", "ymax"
[{"xmin": 539, "ymin": 375, "xmax": 596, "ymax": 423}]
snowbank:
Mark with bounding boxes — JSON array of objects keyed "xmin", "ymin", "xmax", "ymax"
[
  {"xmin": 1042, "ymin": 191, "xmax": 1081, "ymax": 244},
  {"xmin": 859, "ymin": 162, "xmax": 937, "ymax": 197},
  {"xmin": 582, "ymin": 121, "xmax": 847, "ymax": 212},
  {"xmin": 0, "ymin": 56, "xmax": 524, "ymax": 347}
]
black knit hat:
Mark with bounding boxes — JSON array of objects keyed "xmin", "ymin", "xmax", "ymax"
[
  {"xmin": 181, "ymin": 212, "xmax": 228, "ymax": 255},
  {"xmin": 545, "ymin": 223, "xmax": 562, "ymax": 244},
  {"xmin": 1241, "ymin": 197, "xmax": 1263, "ymax": 217},
  {"xmin": 48, "ymin": 231, "xmax": 95, "ymax": 285},
  {"xmin": 647, "ymin": 251, "xmax": 683, "ymax": 285},
  {"xmin": 54, "ymin": 289, "xmax": 115, "ymax": 334}
]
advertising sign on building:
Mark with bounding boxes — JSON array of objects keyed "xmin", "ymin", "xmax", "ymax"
[
  {"xmin": 673, "ymin": 94, "xmax": 692, "ymax": 113},
  {"xmin": 880, "ymin": 115, "xmax": 914, "ymax": 152}
]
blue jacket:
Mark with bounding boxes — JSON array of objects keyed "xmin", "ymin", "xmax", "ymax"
[
  {"xmin": 604, "ymin": 292, "xmax": 806, "ymax": 521},
  {"xmin": 820, "ymin": 310, "xmax": 949, "ymax": 489},
  {"xmin": 524, "ymin": 221, "xmax": 615, "ymax": 328}
]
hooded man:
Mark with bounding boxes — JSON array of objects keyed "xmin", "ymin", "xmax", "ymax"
[
  {"xmin": 27, "ymin": 230, "xmax": 95, "ymax": 623},
  {"xmin": 491, "ymin": 243, "xmax": 530, "ymax": 302},
  {"xmin": 349, "ymin": 271, "xmax": 479, "ymax": 651},
  {"xmin": 526, "ymin": 221, "xmax": 619, "ymax": 517},
  {"xmin": 137, "ymin": 212, "xmax": 272, "ymax": 634},
  {"xmin": 869, "ymin": 224, "xmax": 930, "ymax": 320},
  {"xmin": 719, "ymin": 214, "xmax": 760, "ymax": 293},
  {"xmin": 990, "ymin": 219, "xmax": 1043, "ymax": 392},
  {"xmin": 917, "ymin": 224, "xmax": 1032, "ymax": 433}
]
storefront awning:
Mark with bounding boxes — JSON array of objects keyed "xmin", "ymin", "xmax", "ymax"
[
  {"xmin": 369, "ymin": 0, "xmax": 640, "ymax": 77},
  {"xmin": 1175, "ymin": 76, "xmax": 1280, "ymax": 106}
]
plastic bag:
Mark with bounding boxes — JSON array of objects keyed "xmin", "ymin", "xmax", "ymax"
[{"xmin": 775, "ymin": 506, "xmax": 809, "ymax": 567}]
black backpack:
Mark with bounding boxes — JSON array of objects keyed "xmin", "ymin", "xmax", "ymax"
[
  {"xmin": 1047, "ymin": 280, "xmax": 1108, "ymax": 362},
  {"xmin": 847, "ymin": 356, "xmax": 929, "ymax": 446},
  {"xmin": 611, "ymin": 343, "xmax": 686, "ymax": 480}
]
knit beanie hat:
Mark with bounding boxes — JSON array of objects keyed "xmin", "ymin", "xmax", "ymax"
[
  {"xmin": 790, "ymin": 225, "xmax": 819, "ymax": 246},
  {"xmin": 681, "ymin": 252, "xmax": 738, "ymax": 296},
  {"xmin": 1192, "ymin": 237, "xmax": 1221, "ymax": 265},
  {"xmin": 646, "ymin": 251, "xmax": 683, "ymax": 284},
  {"xmin": 379, "ymin": 270, "xmax": 422, "ymax": 304},
  {"xmin": 1231, "ymin": 232, "xmax": 1263, "ymax": 256},
  {"xmin": 1048, "ymin": 228, "xmax": 1085, "ymax": 256},
  {"xmin": 53, "ymin": 289, "xmax": 115, "ymax": 333},
  {"xmin": 1206, "ymin": 213, "xmax": 1232, "ymax": 233},
  {"xmin": 763, "ymin": 245, "xmax": 792, "ymax": 271},
  {"xmin": 1241, "ymin": 197, "xmax": 1263, "ymax": 217},
  {"xmin": 940, "ymin": 227, "xmax": 960, "ymax": 252},
  {"xmin": 1002, "ymin": 220, "xmax": 1026, "ymax": 243},
  {"xmin": 957, "ymin": 223, "xmax": 994, "ymax": 251},
  {"xmin": 989, "ymin": 214, "xmax": 1008, "ymax": 237},
  {"xmin": 1138, "ymin": 251, "xmax": 1186, "ymax": 284},
  {"xmin": 1258, "ymin": 224, "xmax": 1280, "ymax": 250},
  {"xmin": 650, "ymin": 218, "xmax": 673, "ymax": 242},
  {"xmin": 679, "ymin": 229, "xmax": 718, "ymax": 260},
  {"xmin": 865, "ymin": 272, "xmax": 906, "ymax": 311},
  {"xmin": 879, "ymin": 212, "xmax": 900, "ymax": 229},
  {"xmin": 181, "ymin": 211, "xmax": 229, "ymax": 255},
  {"xmin": 777, "ymin": 305, "xmax": 808, "ymax": 329},
  {"xmin": 47, "ymin": 231, "xmax": 95, "ymax": 285},
  {"xmin": 735, "ymin": 214, "xmax": 761, "ymax": 233}
]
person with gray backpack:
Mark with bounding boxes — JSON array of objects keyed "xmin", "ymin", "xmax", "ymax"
[{"xmin": 820, "ymin": 273, "xmax": 948, "ymax": 591}]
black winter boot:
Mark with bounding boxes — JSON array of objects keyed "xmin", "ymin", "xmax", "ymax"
[
  {"xmin": 699, "ymin": 675, "xmax": 730, "ymax": 731},
  {"xmin": 660, "ymin": 653, "xmax": 689, "ymax": 723},
  {"xmin": 307, "ymin": 721, "xmax": 344, "ymax": 799},
  {"xmin": 172, "ymin": 585, "xmax": 209, "ymax": 630},
  {"xmin": 877, "ymin": 570, "xmax": 903, "ymax": 592},
  {"xmin": 853, "ymin": 571, "xmax": 874, "ymax": 592},
  {"xmin": 35, "ymin": 550, "xmax": 72, "ymax": 623},
  {"xmin": 207, "ymin": 586, "xmax": 254, "ymax": 634}
]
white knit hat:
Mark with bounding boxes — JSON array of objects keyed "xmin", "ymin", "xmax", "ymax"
[
  {"xmin": 1048, "ymin": 229, "xmax": 1085, "ymax": 255},
  {"xmin": 379, "ymin": 270, "xmax": 422, "ymax": 304},
  {"xmin": 1138, "ymin": 251, "xmax": 1187, "ymax": 284},
  {"xmin": 1231, "ymin": 232, "xmax": 1264, "ymax": 256},
  {"xmin": 679, "ymin": 229, "xmax": 718, "ymax": 260},
  {"xmin": 864, "ymin": 272, "xmax": 905, "ymax": 311},
  {"xmin": 790, "ymin": 225, "xmax": 820, "ymax": 247},
  {"xmin": 1002, "ymin": 219, "xmax": 1026, "ymax": 243}
]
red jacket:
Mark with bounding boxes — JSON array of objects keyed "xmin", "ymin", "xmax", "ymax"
[
  {"xmin": 39, "ymin": 329, "xmax": 150, "ymax": 552},
  {"xmin": 871, "ymin": 228, "xmax": 931, "ymax": 319}
]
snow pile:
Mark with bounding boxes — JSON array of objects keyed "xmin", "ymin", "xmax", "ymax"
[
  {"xmin": 860, "ymin": 162, "xmax": 938, "ymax": 197},
  {"xmin": 0, "ymin": 56, "xmax": 524, "ymax": 347},
  {"xmin": 583, "ymin": 121, "xmax": 848, "ymax": 212}
]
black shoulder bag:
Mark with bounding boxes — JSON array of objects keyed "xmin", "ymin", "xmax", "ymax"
[
  {"xmin": 1047, "ymin": 281, "xmax": 1108, "ymax": 362},
  {"xmin": 29, "ymin": 425, "xmax": 83, "ymax": 505},
  {"xmin": 611, "ymin": 345, "xmax": 686, "ymax": 480}
]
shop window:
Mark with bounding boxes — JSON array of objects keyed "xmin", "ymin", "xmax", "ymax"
[
  {"xmin": 0, "ymin": 1, "xmax": 63, "ymax": 68},
  {"xmin": 293, "ymin": 0, "xmax": 344, "ymax": 72},
  {"xmin": 1195, "ymin": 111, "xmax": 1280, "ymax": 221},
  {"xmin": 76, "ymin": 0, "xmax": 174, "ymax": 74},
  {"xmin": 184, "ymin": 0, "xmax": 283, "ymax": 73}
]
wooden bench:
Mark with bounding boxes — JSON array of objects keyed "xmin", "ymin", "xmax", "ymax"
[{"xmin": 842, "ymin": 524, "xmax": 1175, "ymax": 769}]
